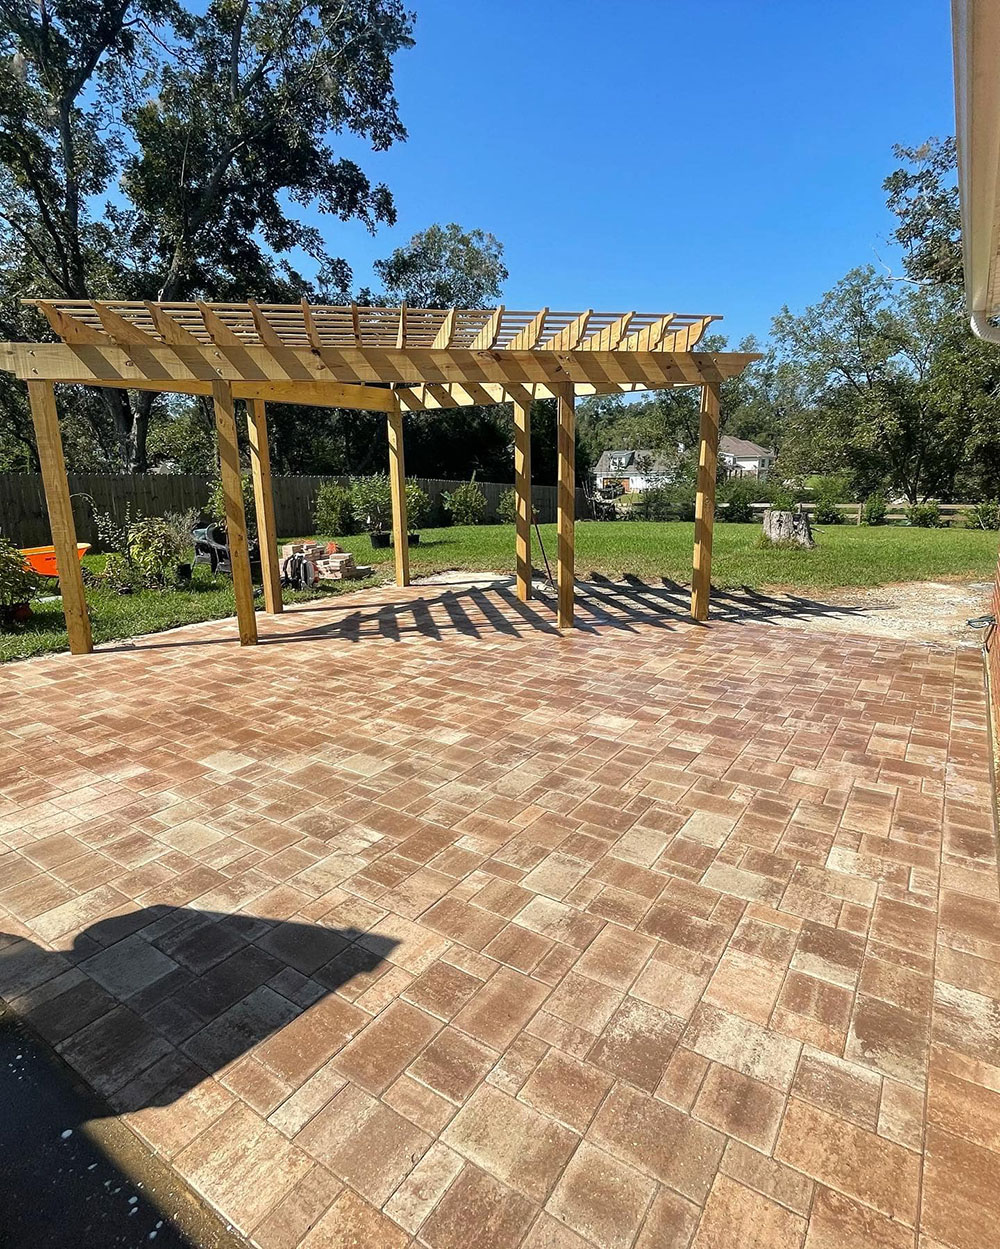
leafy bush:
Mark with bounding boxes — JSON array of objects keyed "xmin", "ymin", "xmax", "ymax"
[
  {"xmin": 101, "ymin": 551, "xmax": 139, "ymax": 594},
  {"xmin": 861, "ymin": 492, "xmax": 888, "ymax": 526},
  {"xmin": 813, "ymin": 493, "xmax": 845, "ymax": 525},
  {"xmin": 406, "ymin": 482, "xmax": 432, "ymax": 530},
  {"xmin": 314, "ymin": 482, "xmax": 356, "ymax": 536},
  {"xmin": 769, "ymin": 486, "xmax": 799, "ymax": 512},
  {"xmin": 805, "ymin": 474, "xmax": 851, "ymax": 503},
  {"xmin": 351, "ymin": 475, "xmax": 393, "ymax": 532},
  {"xmin": 717, "ymin": 477, "xmax": 764, "ymax": 523},
  {"xmin": 208, "ymin": 473, "xmax": 258, "ymax": 540},
  {"xmin": 968, "ymin": 499, "xmax": 1000, "ymax": 530},
  {"xmin": 128, "ymin": 517, "xmax": 185, "ymax": 587},
  {"xmin": 906, "ymin": 502, "xmax": 941, "ymax": 528},
  {"xmin": 161, "ymin": 508, "xmax": 200, "ymax": 552},
  {"xmin": 497, "ymin": 489, "xmax": 517, "ymax": 524},
  {"xmin": 0, "ymin": 534, "xmax": 42, "ymax": 608},
  {"xmin": 443, "ymin": 479, "xmax": 487, "ymax": 525}
]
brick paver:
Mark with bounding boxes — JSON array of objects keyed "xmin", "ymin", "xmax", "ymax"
[{"xmin": 0, "ymin": 578, "xmax": 996, "ymax": 1248}]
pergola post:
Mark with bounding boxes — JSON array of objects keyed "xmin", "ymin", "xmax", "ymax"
[
  {"xmin": 246, "ymin": 398, "xmax": 283, "ymax": 614},
  {"xmin": 555, "ymin": 382, "xmax": 575, "ymax": 629},
  {"xmin": 387, "ymin": 398, "xmax": 410, "ymax": 587},
  {"xmin": 691, "ymin": 380, "xmax": 721, "ymax": 621},
  {"xmin": 211, "ymin": 380, "xmax": 257, "ymax": 645},
  {"xmin": 513, "ymin": 397, "xmax": 532, "ymax": 601},
  {"xmin": 26, "ymin": 381, "xmax": 93, "ymax": 655}
]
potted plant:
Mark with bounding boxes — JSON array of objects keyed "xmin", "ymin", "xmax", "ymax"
[
  {"xmin": 0, "ymin": 534, "xmax": 43, "ymax": 625},
  {"xmin": 351, "ymin": 475, "xmax": 394, "ymax": 547},
  {"xmin": 401, "ymin": 482, "xmax": 431, "ymax": 545}
]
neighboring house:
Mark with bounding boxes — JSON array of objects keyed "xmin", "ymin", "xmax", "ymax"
[
  {"xmin": 718, "ymin": 435, "xmax": 776, "ymax": 480},
  {"xmin": 593, "ymin": 449, "xmax": 676, "ymax": 493}
]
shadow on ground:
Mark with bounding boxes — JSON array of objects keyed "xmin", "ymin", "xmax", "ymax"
[
  {"xmin": 0, "ymin": 908, "xmax": 398, "ymax": 1248},
  {"xmin": 101, "ymin": 573, "xmax": 875, "ymax": 655}
]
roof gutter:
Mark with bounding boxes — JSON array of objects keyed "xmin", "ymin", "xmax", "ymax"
[{"xmin": 970, "ymin": 309, "xmax": 1000, "ymax": 343}]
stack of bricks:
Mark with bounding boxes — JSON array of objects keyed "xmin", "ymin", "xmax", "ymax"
[{"xmin": 279, "ymin": 541, "xmax": 371, "ymax": 580}]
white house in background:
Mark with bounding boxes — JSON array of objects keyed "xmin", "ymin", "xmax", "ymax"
[
  {"xmin": 718, "ymin": 435, "xmax": 776, "ymax": 480},
  {"xmin": 594, "ymin": 437, "xmax": 775, "ymax": 493},
  {"xmin": 592, "ymin": 449, "xmax": 676, "ymax": 493}
]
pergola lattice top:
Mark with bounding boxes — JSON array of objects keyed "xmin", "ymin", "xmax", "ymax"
[{"xmin": 27, "ymin": 300, "xmax": 717, "ymax": 355}]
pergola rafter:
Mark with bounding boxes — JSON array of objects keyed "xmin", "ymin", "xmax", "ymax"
[{"xmin": 1, "ymin": 299, "xmax": 759, "ymax": 655}]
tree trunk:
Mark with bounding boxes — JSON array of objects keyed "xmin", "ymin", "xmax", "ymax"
[{"xmin": 762, "ymin": 508, "xmax": 815, "ymax": 548}]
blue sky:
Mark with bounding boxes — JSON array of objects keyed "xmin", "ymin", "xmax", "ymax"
[{"xmin": 316, "ymin": 0, "xmax": 955, "ymax": 345}]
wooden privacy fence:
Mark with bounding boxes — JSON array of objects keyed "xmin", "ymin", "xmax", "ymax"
[{"xmin": 0, "ymin": 472, "xmax": 587, "ymax": 548}]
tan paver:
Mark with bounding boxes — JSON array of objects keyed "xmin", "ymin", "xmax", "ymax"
[{"xmin": 0, "ymin": 579, "xmax": 996, "ymax": 1249}]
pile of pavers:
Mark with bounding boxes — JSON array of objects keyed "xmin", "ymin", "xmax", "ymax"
[{"xmin": 280, "ymin": 541, "xmax": 372, "ymax": 581}]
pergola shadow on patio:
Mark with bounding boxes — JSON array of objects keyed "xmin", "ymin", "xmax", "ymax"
[{"xmin": 0, "ymin": 299, "xmax": 757, "ymax": 654}]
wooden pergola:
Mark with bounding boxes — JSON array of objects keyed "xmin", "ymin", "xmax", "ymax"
[{"xmin": 0, "ymin": 300, "xmax": 759, "ymax": 654}]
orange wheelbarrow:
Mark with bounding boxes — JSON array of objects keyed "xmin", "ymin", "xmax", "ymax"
[{"xmin": 20, "ymin": 543, "xmax": 91, "ymax": 577}]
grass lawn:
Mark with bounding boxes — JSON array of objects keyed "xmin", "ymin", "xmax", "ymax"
[
  {"xmin": 0, "ymin": 556, "xmax": 376, "ymax": 664},
  {"xmin": 2, "ymin": 521, "xmax": 996, "ymax": 663},
  {"xmin": 309, "ymin": 520, "xmax": 1000, "ymax": 591}
]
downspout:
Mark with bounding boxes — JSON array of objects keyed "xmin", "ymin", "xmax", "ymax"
[{"xmin": 971, "ymin": 309, "xmax": 1000, "ymax": 343}]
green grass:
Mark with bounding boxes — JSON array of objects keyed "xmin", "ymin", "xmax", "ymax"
[
  {"xmin": 3, "ymin": 521, "xmax": 996, "ymax": 663},
  {"xmin": 311, "ymin": 520, "xmax": 1000, "ymax": 591},
  {"xmin": 0, "ymin": 555, "xmax": 376, "ymax": 664}
]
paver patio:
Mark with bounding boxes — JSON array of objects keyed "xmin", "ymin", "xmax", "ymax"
[{"xmin": 0, "ymin": 577, "xmax": 997, "ymax": 1249}]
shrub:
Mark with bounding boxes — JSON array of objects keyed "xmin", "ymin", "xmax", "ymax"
[
  {"xmin": 443, "ymin": 479, "xmax": 487, "ymax": 525},
  {"xmin": 128, "ymin": 517, "xmax": 185, "ymax": 587},
  {"xmin": 861, "ymin": 492, "xmax": 888, "ymax": 526},
  {"xmin": 351, "ymin": 475, "xmax": 393, "ymax": 532},
  {"xmin": 968, "ymin": 499, "xmax": 1000, "ymax": 530},
  {"xmin": 101, "ymin": 550, "xmax": 139, "ymax": 594},
  {"xmin": 0, "ymin": 534, "xmax": 42, "ymax": 608},
  {"xmin": 314, "ymin": 482, "xmax": 356, "ymax": 536},
  {"xmin": 769, "ymin": 486, "xmax": 799, "ymax": 512},
  {"xmin": 718, "ymin": 478, "xmax": 764, "ymax": 523},
  {"xmin": 906, "ymin": 502, "xmax": 941, "ymax": 528},
  {"xmin": 805, "ymin": 473, "xmax": 851, "ymax": 503},
  {"xmin": 405, "ymin": 482, "xmax": 432, "ymax": 530},
  {"xmin": 813, "ymin": 493, "xmax": 845, "ymax": 525},
  {"xmin": 497, "ymin": 489, "xmax": 517, "ymax": 524},
  {"xmin": 161, "ymin": 508, "xmax": 200, "ymax": 552},
  {"xmin": 208, "ymin": 473, "xmax": 258, "ymax": 540}
]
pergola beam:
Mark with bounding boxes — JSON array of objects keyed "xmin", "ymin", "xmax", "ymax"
[
  {"xmin": 246, "ymin": 397, "xmax": 282, "ymax": 615},
  {"xmin": 690, "ymin": 380, "xmax": 722, "ymax": 621},
  {"xmin": 511, "ymin": 392, "xmax": 532, "ymax": 602},
  {"xmin": 211, "ymin": 380, "xmax": 257, "ymax": 645},
  {"xmin": 386, "ymin": 399, "xmax": 409, "ymax": 587},
  {"xmin": 555, "ymin": 382, "xmax": 576, "ymax": 629},
  {"xmin": 6, "ymin": 341, "xmax": 758, "ymax": 391}
]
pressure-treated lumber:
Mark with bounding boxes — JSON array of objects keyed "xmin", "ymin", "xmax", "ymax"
[
  {"xmin": 211, "ymin": 381, "xmax": 257, "ymax": 645},
  {"xmin": 555, "ymin": 382, "xmax": 576, "ymax": 629},
  {"xmin": 387, "ymin": 402, "xmax": 409, "ymax": 587},
  {"xmin": 26, "ymin": 381, "xmax": 93, "ymax": 654},
  {"xmin": 513, "ymin": 397, "xmax": 532, "ymax": 602},
  {"xmin": 691, "ymin": 381, "xmax": 721, "ymax": 621},
  {"xmin": 246, "ymin": 398, "xmax": 282, "ymax": 614}
]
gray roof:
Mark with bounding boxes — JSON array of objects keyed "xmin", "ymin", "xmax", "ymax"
[
  {"xmin": 719, "ymin": 435, "xmax": 774, "ymax": 459},
  {"xmin": 593, "ymin": 449, "xmax": 675, "ymax": 476}
]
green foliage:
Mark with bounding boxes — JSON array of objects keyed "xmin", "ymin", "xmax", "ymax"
[
  {"xmin": 906, "ymin": 502, "xmax": 942, "ymax": 528},
  {"xmin": 813, "ymin": 494, "xmax": 845, "ymax": 525},
  {"xmin": 100, "ymin": 551, "xmax": 140, "ymax": 595},
  {"xmin": 968, "ymin": 499, "xmax": 1000, "ymax": 531},
  {"xmin": 497, "ymin": 489, "xmax": 517, "ymax": 525},
  {"xmin": 314, "ymin": 483, "xmax": 357, "ymax": 536},
  {"xmin": 208, "ymin": 474, "xmax": 258, "ymax": 540},
  {"xmin": 375, "ymin": 223, "xmax": 507, "ymax": 308},
  {"xmin": 861, "ymin": 493, "xmax": 889, "ymax": 526},
  {"xmin": 405, "ymin": 482, "xmax": 431, "ymax": 530},
  {"xmin": 351, "ymin": 475, "xmax": 393, "ymax": 533},
  {"xmin": 443, "ymin": 479, "xmax": 488, "ymax": 526},
  {"xmin": 630, "ymin": 483, "xmax": 699, "ymax": 522},
  {"xmin": 769, "ymin": 486, "xmax": 799, "ymax": 512},
  {"xmin": 883, "ymin": 139, "xmax": 962, "ymax": 289},
  {"xmin": 0, "ymin": 0, "xmax": 415, "ymax": 470},
  {"xmin": 0, "ymin": 535, "xmax": 42, "ymax": 607},
  {"xmin": 717, "ymin": 477, "xmax": 766, "ymax": 523},
  {"xmin": 160, "ymin": 509, "xmax": 201, "ymax": 553},
  {"xmin": 128, "ymin": 517, "xmax": 185, "ymax": 587}
]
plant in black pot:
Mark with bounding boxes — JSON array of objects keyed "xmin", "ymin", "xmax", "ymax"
[
  {"xmin": 0, "ymin": 533, "xmax": 42, "ymax": 626},
  {"xmin": 403, "ymin": 482, "xmax": 431, "ymax": 545},
  {"xmin": 351, "ymin": 475, "xmax": 394, "ymax": 548}
]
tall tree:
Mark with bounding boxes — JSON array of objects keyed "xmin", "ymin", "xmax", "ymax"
[
  {"xmin": 0, "ymin": 0, "xmax": 415, "ymax": 469},
  {"xmin": 375, "ymin": 222, "xmax": 507, "ymax": 309},
  {"xmin": 883, "ymin": 138, "xmax": 962, "ymax": 289}
]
